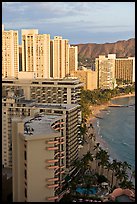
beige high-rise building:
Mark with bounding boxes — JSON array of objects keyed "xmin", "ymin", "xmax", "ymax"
[
  {"xmin": 2, "ymin": 25, "xmax": 19, "ymax": 78},
  {"xmin": 69, "ymin": 45, "xmax": 78, "ymax": 74},
  {"xmin": 2, "ymin": 91, "xmax": 80, "ymax": 171},
  {"xmin": 22, "ymin": 29, "xmax": 50, "ymax": 78},
  {"xmin": 95, "ymin": 54, "xmax": 116, "ymax": 89},
  {"xmin": 71, "ymin": 68, "xmax": 97, "ymax": 90},
  {"xmin": 12, "ymin": 113, "xmax": 66, "ymax": 202},
  {"xmin": 96, "ymin": 54, "xmax": 135, "ymax": 89},
  {"xmin": 115, "ymin": 57, "xmax": 135, "ymax": 83},
  {"xmin": 52, "ymin": 36, "xmax": 69, "ymax": 78}
]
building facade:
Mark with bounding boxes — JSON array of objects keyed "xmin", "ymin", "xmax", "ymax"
[
  {"xmin": 12, "ymin": 113, "xmax": 66, "ymax": 202},
  {"xmin": 2, "ymin": 78, "xmax": 83, "ymax": 104},
  {"xmin": 115, "ymin": 57, "xmax": 135, "ymax": 83},
  {"xmin": 95, "ymin": 54, "xmax": 116, "ymax": 89},
  {"xmin": 96, "ymin": 54, "xmax": 135, "ymax": 89},
  {"xmin": 22, "ymin": 29, "xmax": 50, "ymax": 78},
  {"xmin": 52, "ymin": 36, "xmax": 69, "ymax": 78},
  {"xmin": 2, "ymin": 25, "xmax": 19, "ymax": 79},
  {"xmin": 69, "ymin": 45, "xmax": 78, "ymax": 74},
  {"xmin": 71, "ymin": 68, "xmax": 97, "ymax": 90},
  {"xmin": 2, "ymin": 93, "xmax": 80, "ymax": 173}
]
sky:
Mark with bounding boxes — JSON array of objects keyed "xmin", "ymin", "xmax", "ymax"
[{"xmin": 2, "ymin": 2, "xmax": 135, "ymax": 45}]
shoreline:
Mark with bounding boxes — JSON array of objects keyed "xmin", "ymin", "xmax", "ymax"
[
  {"xmin": 88, "ymin": 92, "xmax": 135, "ymax": 123},
  {"xmin": 87, "ymin": 92, "xmax": 135, "ymax": 163}
]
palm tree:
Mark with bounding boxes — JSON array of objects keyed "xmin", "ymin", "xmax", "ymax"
[
  {"xmin": 105, "ymin": 161, "xmax": 112, "ymax": 180},
  {"xmin": 95, "ymin": 148, "xmax": 109, "ymax": 175},
  {"xmin": 119, "ymin": 179, "xmax": 134, "ymax": 189},
  {"xmin": 110, "ymin": 159, "xmax": 119, "ymax": 188},
  {"xmin": 122, "ymin": 161, "xmax": 131, "ymax": 172},
  {"xmin": 130, "ymin": 169, "xmax": 135, "ymax": 182},
  {"xmin": 93, "ymin": 142, "xmax": 100, "ymax": 151},
  {"xmin": 82, "ymin": 151, "xmax": 94, "ymax": 171}
]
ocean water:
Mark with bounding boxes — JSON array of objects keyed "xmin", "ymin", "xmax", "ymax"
[{"xmin": 94, "ymin": 96, "xmax": 135, "ymax": 170}]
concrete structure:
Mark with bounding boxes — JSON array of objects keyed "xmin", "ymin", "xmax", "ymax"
[
  {"xmin": 12, "ymin": 114, "xmax": 66, "ymax": 202},
  {"xmin": 71, "ymin": 68, "xmax": 97, "ymax": 90},
  {"xmin": 2, "ymin": 25, "xmax": 19, "ymax": 78},
  {"xmin": 95, "ymin": 54, "xmax": 116, "ymax": 89},
  {"xmin": 69, "ymin": 45, "xmax": 78, "ymax": 74},
  {"xmin": 115, "ymin": 57, "xmax": 135, "ymax": 83},
  {"xmin": 2, "ymin": 78, "xmax": 83, "ymax": 104},
  {"xmin": 51, "ymin": 36, "xmax": 69, "ymax": 78},
  {"xmin": 2, "ymin": 93, "xmax": 80, "ymax": 172},
  {"xmin": 22, "ymin": 29, "xmax": 50, "ymax": 78},
  {"xmin": 96, "ymin": 54, "xmax": 135, "ymax": 89}
]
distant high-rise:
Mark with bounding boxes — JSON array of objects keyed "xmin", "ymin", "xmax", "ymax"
[
  {"xmin": 22, "ymin": 29, "xmax": 50, "ymax": 78},
  {"xmin": 69, "ymin": 45, "xmax": 78, "ymax": 74},
  {"xmin": 95, "ymin": 54, "xmax": 116, "ymax": 89},
  {"xmin": 96, "ymin": 54, "xmax": 135, "ymax": 89},
  {"xmin": 2, "ymin": 25, "xmax": 19, "ymax": 78},
  {"xmin": 71, "ymin": 67, "xmax": 97, "ymax": 90},
  {"xmin": 115, "ymin": 57, "xmax": 135, "ymax": 83},
  {"xmin": 51, "ymin": 36, "xmax": 69, "ymax": 78}
]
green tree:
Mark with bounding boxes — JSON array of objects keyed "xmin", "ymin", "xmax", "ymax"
[{"xmin": 96, "ymin": 148, "xmax": 109, "ymax": 175}]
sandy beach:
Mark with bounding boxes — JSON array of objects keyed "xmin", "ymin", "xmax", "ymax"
[
  {"xmin": 78, "ymin": 92, "xmax": 135, "ymax": 186},
  {"xmin": 79, "ymin": 92, "xmax": 135, "ymax": 158},
  {"xmin": 88, "ymin": 92, "xmax": 135, "ymax": 123}
]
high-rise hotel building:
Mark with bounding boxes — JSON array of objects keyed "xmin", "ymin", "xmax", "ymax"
[
  {"xmin": 2, "ymin": 78, "xmax": 83, "ymax": 169},
  {"xmin": 95, "ymin": 54, "xmax": 116, "ymax": 89},
  {"xmin": 69, "ymin": 45, "xmax": 78, "ymax": 74},
  {"xmin": 2, "ymin": 25, "xmax": 19, "ymax": 79},
  {"xmin": 96, "ymin": 54, "xmax": 135, "ymax": 89},
  {"xmin": 115, "ymin": 57, "xmax": 135, "ymax": 83},
  {"xmin": 12, "ymin": 114, "xmax": 66, "ymax": 202},
  {"xmin": 50, "ymin": 36, "xmax": 69, "ymax": 78},
  {"xmin": 21, "ymin": 29, "xmax": 50, "ymax": 79}
]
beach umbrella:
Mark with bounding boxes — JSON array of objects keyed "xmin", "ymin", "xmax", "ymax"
[{"xmin": 101, "ymin": 182, "xmax": 108, "ymax": 186}]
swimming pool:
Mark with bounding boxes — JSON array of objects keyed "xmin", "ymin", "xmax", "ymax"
[{"xmin": 76, "ymin": 187, "xmax": 97, "ymax": 195}]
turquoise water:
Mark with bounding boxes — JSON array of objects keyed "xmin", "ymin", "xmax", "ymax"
[
  {"xmin": 94, "ymin": 96, "xmax": 135, "ymax": 169},
  {"xmin": 76, "ymin": 187, "xmax": 97, "ymax": 195}
]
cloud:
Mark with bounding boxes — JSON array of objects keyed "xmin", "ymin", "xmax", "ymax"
[{"xmin": 2, "ymin": 2, "xmax": 135, "ymax": 44}]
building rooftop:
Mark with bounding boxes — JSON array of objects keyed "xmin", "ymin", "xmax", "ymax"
[
  {"xmin": 23, "ymin": 114, "xmax": 64, "ymax": 137},
  {"xmin": 2, "ymin": 77, "xmax": 82, "ymax": 83},
  {"xmin": 33, "ymin": 103, "xmax": 80, "ymax": 110}
]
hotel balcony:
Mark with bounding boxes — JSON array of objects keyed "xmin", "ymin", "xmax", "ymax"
[
  {"xmin": 47, "ymin": 165, "xmax": 59, "ymax": 170},
  {"xmin": 59, "ymin": 155, "xmax": 65, "ymax": 159},
  {"xmin": 60, "ymin": 122, "xmax": 65, "ymax": 125},
  {"xmin": 47, "ymin": 177, "xmax": 59, "ymax": 182},
  {"xmin": 47, "ymin": 196, "xmax": 59, "ymax": 201},
  {"xmin": 47, "ymin": 147, "xmax": 59, "ymax": 151},
  {"xmin": 60, "ymin": 151, "xmax": 65, "ymax": 154},
  {"xmin": 59, "ymin": 141, "xmax": 65, "ymax": 144},
  {"xmin": 59, "ymin": 136, "xmax": 64, "ymax": 140},
  {"xmin": 60, "ymin": 165, "xmax": 65, "ymax": 169},
  {"xmin": 55, "ymin": 171, "xmax": 60, "ymax": 176},
  {"xmin": 47, "ymin": 184, "xmax": 59, "ymax": 188},
  {"xmin": 60, "ymin": 170, "xmax": 65, "ymax": 174},
  {"xmin": 47, "ymin": 140, "xmax": 59, "ymax": 144},
  {"xmin": 47, "ymin": 159, "xmax": 59, "ymax": 163}
]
